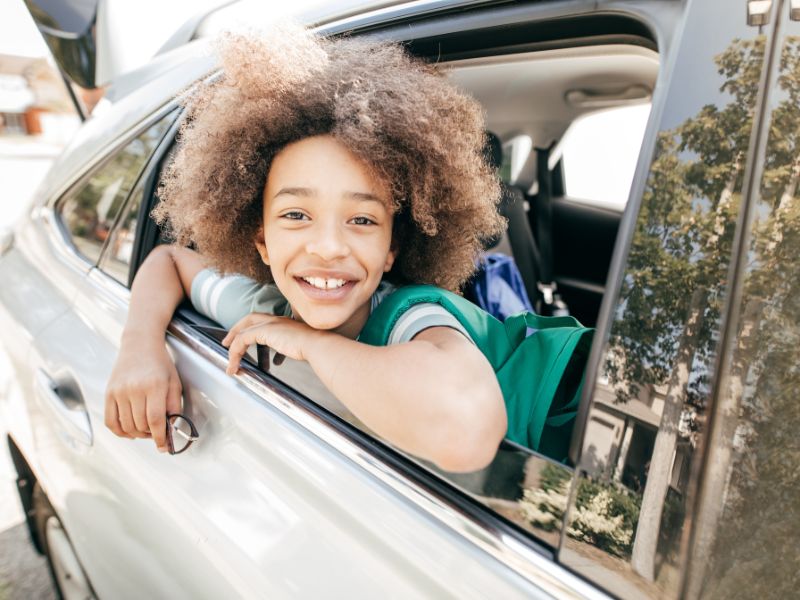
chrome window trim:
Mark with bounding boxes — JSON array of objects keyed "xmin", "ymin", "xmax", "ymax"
[
  {"xmin": 166, "ymin": 317, "xmax": 610, "ymax": 600},
  {"xmin": 37, "ymin": 101, "xmax": 180, "ymax": 274}
]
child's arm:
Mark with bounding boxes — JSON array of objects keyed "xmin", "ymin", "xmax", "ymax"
[
  {"xmin": 105, "ymin": 245, "xmax": 207, "ymax": 452},
  {"xmin": 223, "ymin": 316, "xmax": 507, "ymax": 472}
]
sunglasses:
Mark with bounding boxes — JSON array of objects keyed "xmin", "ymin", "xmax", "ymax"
[{"xmin": 166, "ymin": 414, "xmax": 199, "ymax": 455}]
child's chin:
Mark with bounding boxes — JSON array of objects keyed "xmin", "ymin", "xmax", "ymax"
[
  {"xmin": 307, "ymin": 319, "xmax": 344, "ymax": 331},
  {"xmin": 299, "ymin": 313, "xmax": 348, "ymax": 331}
]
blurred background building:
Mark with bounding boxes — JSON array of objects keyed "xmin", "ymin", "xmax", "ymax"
[{"xmin": 0, "ymin": 53, "xmax": 78, "ymax": 142}]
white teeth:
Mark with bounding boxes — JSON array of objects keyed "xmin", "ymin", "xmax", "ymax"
[{"xmin": 302, "ymin": 277, "xmax": 347, "ymax": 290}]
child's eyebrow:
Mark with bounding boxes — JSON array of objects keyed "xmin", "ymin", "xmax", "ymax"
[
  {"xmin": 343, "ymin": 191, "xmax": 386, "ymax": 204},
  {"xmin": 273, "ymin": 187, "xmax": 386, "ymax": 204}
]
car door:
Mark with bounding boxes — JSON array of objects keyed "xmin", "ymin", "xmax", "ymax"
[
  {"xmin": 27, "ymin": 3, "xmax": 675, "ymax": 599},
  {"xmin": 559, "ymin": 0, "xmax": 792, "ymax": 598},
  {"xmin": 30, "ymin": 115, "xmax": 585, "ymax": 600},
  {"xmin": 18, "ymin": 54, "xmax": 593, "ymax": 600}
]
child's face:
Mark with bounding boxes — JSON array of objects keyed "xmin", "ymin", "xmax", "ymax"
[{"xmin": 256, "ymin": 135, "xmax": 396, "ymax": 338}]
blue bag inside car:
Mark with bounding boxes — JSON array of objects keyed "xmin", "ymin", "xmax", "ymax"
[{"xmin": 466, "ymin": 253, "xmax": 534, "ymax": 322}]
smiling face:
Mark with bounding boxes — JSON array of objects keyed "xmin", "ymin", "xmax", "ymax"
[{"xmin": 255, "ymin": 135, "xmax": 396, "ymax": 338}]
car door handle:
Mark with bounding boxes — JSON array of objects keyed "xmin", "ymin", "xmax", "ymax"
[{"xmin": 34, "ymin": 369, "xmax": 93, "ymax": 447}]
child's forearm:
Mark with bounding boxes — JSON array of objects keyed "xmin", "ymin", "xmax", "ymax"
[
  {"xmin": 123, "ymin": 247, "xmax": 187, "ymax": 345},
  {"xmin": 303, "ymin": 330, "xmax": 506, "ymax": 472},
  {"xmin": 122, "ymin": 246, "xmax": 205, "ymax": 346}
]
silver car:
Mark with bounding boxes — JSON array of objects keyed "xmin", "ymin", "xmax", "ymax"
[{"xmin": 2, "ymin": 0, "xmax": 798, "ymax": 598}]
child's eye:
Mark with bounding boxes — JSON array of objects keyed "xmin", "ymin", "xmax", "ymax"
[
  {"xmin": 350, "ymin": 216, "xmax": 376, "ymax": 226},
  {"xmin": 280, "ymin": 211, "xmax": 309, "ymax": 221}
]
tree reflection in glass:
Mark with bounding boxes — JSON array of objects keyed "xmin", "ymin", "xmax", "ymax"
[
  {"xmin": 695, "ymin": 34, "xmax": 800, "ymax": 600},
  {"xmin": 562, "ymin": 34, "xmax": 770, "ymax": 599}
]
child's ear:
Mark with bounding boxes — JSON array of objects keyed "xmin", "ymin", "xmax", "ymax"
[
  {"xmin": 254, "ymin": 227, "xmax": 269, "ymax": 265},
  {"xmin": 383, "ymin": 247, "xmax": 397, "ymax": 272}
]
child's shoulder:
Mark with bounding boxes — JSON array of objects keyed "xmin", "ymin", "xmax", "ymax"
[{"xmin": 364, "ymin": 283, "xmax": 485, "ymax": 347}]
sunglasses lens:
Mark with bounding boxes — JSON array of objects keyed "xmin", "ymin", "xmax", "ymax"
[{"xmin": 168, "ymin": 415, "xmax": 195, "ymax": 454}]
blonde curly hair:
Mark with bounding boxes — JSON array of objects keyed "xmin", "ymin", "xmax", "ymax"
[{"xmin": 155, "ymin": 25, "xmax": 503, "ymax": 292}]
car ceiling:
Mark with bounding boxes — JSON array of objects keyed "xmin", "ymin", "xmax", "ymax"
[{"xmin": 445, "ymin": 43, "xmax": 659, "ymax": 188}]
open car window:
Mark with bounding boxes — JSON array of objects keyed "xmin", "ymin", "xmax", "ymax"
[{"xmin": 145, "ymin": 27, "xmax": 663, "ymax": 559}]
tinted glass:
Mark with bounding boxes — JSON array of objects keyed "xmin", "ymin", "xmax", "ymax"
[
  {"xmin": 59, "ymin": 118, "xmax": 169, "ymax": 266},
  {"xmin": 264, "ymin": 353, "xmax": 574, "ymax": 550},
  {"xmin": 688, "ymin": 6, "xmax": 800, "ymax": 599},
  {"xmin": 560, "ymin": 2, "xmax": 776, "ymax": 598},
  {"xmin": 99, "ymin": 175, "xmax": 144, "ymax": 285}
]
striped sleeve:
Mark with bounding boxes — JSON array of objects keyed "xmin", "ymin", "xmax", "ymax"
[
  {"xmin": 190, "ymin": 269, "xmax": 270, "ymax": 330},
  {"xmin": 387, "ymin": 302, "xmax": 474, "ymax": 345}
]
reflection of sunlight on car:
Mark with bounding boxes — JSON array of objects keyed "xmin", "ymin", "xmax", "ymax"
[{"xmin": 560, "ymin": 104, "xmax": 651, "ymax": 210}]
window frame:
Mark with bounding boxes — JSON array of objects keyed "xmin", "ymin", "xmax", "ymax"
[
  {"xmin": 95, "ymin": 109, "xmax": 182, "ymax": 288},
  {"xmin": 50, "ymin": 102, "xmax": 179, "ymax": 273}
]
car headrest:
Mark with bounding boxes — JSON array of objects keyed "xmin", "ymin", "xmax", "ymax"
[{"xmin": 483, "ymin": 131, "xmax": 503, "ymax": 171}]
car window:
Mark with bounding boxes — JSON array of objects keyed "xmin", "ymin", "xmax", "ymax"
[
  {"xmin": 154, "ymin": 12, "xmax": 674, "ymax": 580},
  {"xmin": 499, "ymin": 134, "xmax": 532, "ymax": 184},
  {"xmin": 98, "ymin": 173, "xmax": 146, "ymax": 285},
  {"xmin": 686, "ymin": 15, "xmax": 800, "ymax": 600},
  {"xmin": 560, "ymin": 4, "xmax": 779, "ymax": 599},
  {"xmin": 58, "ymin": 117, "xmax": 171, "ymax": 266},
  {"xmin": 237, "ymin": 40, "xmax": 662, "ymax": 555},
  {"xmin": 560, "ymin": 103, "xmax": 651, "ymax": 210}
]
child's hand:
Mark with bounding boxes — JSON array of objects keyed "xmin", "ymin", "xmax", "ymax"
[
  {"xmin": 222, "ymin": 313, "xmax": 323, "ymax": 375},
  {"xmin": 105, "ymin": 340, "xmax": 183, "ymax": 453}
]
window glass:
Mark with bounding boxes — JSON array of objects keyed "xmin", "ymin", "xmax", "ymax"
[
  {"xmin": 500, "ymin": 134, "xmax": 532, "ymax": 184},
  {"xmin": 689, "ymin": 15, "xmax": 800, "ymax": 600},
  {"xmin": 264, "ymin": 354, "xmax": 574, "ymax": 550},
  {"xmin": 561, "ymin": 103, "xmax": 651, "ymax": 210},
  {"xmin": 58, "ymin": 117, "xmax": 170, "ymax": 265},
  {"xmin": 99, "ymin": 176, "xmax": 144, "ymax": 285},
  {"xmin": 560, "ymin": 4, "xmax": 775, "ymax": 599}
]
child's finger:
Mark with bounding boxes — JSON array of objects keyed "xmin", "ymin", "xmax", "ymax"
[
  {"xmin": 117, "ymin": 396, "xmax": 143, "ymax": 438},
  {"xmin": 132, "ymin": 387, "xmax": 159, "ymax": 435},
  {"xmin": 105, "ymin": 396, "xmax": 133, "ymax": 439},
  {"xmin": 146, "ymin": 398, "xmax": 168, "ymax": 451},
  {"xmin": 223, "ymin": 313, "xmax": 275, "ymax": 347},
  {"xmin": 226, "ymin": 332, "xmax": 251, "ymax": 375},
  {"xmin": 226, "ymin": 324, "xmax": 273, "ymax": 375}
]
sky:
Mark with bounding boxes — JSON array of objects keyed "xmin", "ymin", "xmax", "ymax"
[{"xmin": 0, "ymin": 0, "xmax": 50, "ymax": 57}]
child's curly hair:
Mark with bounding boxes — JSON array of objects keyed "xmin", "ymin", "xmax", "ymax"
[{"xmin": 155, "ymin": 24, "xmax": 504, "ymax": 292}]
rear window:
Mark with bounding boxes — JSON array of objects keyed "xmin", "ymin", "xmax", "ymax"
[{"xmin": 561, "ymin": 103, "xmax": 651, "ymax": 210}]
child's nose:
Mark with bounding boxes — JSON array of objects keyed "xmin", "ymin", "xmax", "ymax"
[{"xmin": 305, "ymin": 223, "xmax": 351, "ymax": 261}]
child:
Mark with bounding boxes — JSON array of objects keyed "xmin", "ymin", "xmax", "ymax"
[{"xmin": 105, "ymin": 26, "xmax": 507, "ymax": 472}]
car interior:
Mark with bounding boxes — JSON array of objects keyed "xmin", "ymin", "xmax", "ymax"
[
  {"xmin": 447, "ymin": 43, "xmax": 656, "ymax": 325},
  {"xmin": 107, "ymin": 15, "xmax": 660, "ymax": 544}
]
